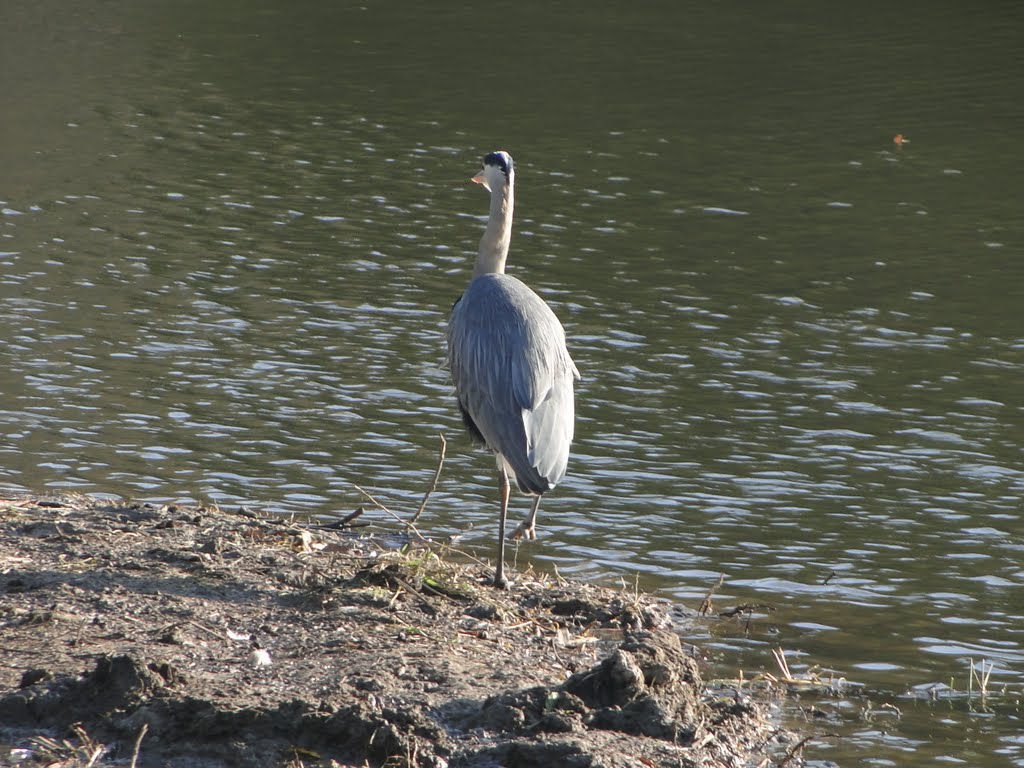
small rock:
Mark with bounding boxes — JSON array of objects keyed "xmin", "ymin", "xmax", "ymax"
[{"xmin": 19, "ymin": 669, "xmax": 51, "ymax": 688}]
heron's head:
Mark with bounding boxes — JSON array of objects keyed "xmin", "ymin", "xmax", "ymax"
[{"xmin": 472, "ymin": 150, "xmax": 514, "ymax": 192}]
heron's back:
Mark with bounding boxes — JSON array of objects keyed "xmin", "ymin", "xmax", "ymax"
[{"xmin": 448, "ymin": 274, "xmax": 579, "ymax": 494}]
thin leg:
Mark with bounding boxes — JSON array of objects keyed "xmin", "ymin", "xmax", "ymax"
[
  {"xmin": 510, "ymin": 494, "xmax": 542, "ymax": 541},
  {"xmin": 493, "ymin": 468, "xmax": 510, "ymax": 589}
]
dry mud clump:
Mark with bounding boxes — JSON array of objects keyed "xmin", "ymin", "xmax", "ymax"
[{"xmin": 0, "ymin": 495, "xmax": 787, "ymax": 767}]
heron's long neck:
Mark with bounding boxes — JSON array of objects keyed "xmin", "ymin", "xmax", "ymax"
[{"xmin": 474, "ymin": 179, "xmax": 514, "ymax": 276}]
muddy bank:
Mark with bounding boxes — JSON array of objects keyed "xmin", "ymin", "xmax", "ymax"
[{"xmin": 0, "ymin": 495, "xmax": 789, "ymax": 766}]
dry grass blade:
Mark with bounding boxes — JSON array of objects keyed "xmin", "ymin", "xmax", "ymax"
[
  {"xmin": 772, "ymin": 647, "xmax": 793, "ymax": 681},
  {"xmin": 759, "ymin": 648, "xmax": 848, "ymax": 694},
  {"xmin": 73, "ymin": 724, "xmax": 106, "ymax": 768},
  {"xmin": 30, "ymin": 724, "xmax": 108, "ymax": 767},
  {"xmin": 969, "ymin": 658, "xmax": 994, "ymax": 699}
]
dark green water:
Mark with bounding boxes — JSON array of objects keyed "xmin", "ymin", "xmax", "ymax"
[{"xmin": 3, "ymin": 2, "xmax": 1024, "ymax": 764}]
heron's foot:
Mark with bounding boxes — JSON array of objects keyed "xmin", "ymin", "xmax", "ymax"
[
  {"xmin": 509, "ymin": 521, "xmax": 537, "ymax": 542},
  {"xmin": 490, "ymin": 571, "xmax": 510, "ymax": 590}
]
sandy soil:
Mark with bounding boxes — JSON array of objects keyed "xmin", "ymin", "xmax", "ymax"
[{"xmin": 0, "ymin": 494, "xmax": 792, "ymax": 767}]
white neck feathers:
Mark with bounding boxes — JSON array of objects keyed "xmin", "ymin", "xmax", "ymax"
[{"xmin": 474, "ymin": 176, "xmax": 514, "ymax": 276}]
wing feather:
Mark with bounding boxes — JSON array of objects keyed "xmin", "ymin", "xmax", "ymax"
[{"xmin": 448, "ymin": 274, "xmax": 578, "ymax": 494}]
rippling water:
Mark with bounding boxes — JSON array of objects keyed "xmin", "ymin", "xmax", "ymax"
[{"xmin": 4, "ymin": 1, "xmax": 1024, "ymax": 764}]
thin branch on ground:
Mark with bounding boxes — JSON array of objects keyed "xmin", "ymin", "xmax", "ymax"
[
  {"xmin": 337, "ymin": 506, "xmax": 365, "ymax": 527},
  {"xmin": 352, "ymin": 483, "xmax": 427, "ymax": 540},
  {"xmin": 409, "ymin": 433, "xmax": 447, "ymax": 528}
]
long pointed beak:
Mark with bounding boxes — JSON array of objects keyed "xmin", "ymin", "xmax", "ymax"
[{"xmin": 471, "ymin": 172, "xmax": 484, "ymax": 184}]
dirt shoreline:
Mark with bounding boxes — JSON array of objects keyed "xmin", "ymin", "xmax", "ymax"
[{"xmin": 0, "ymin": 494, "xmax": 792, "ymax": 767}]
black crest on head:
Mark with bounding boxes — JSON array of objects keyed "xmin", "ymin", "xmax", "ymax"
[{"xmin": 482, "ymin": 150, "xmax": 513, "ymax": 178}]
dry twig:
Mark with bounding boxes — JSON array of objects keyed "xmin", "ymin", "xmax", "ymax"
[
  {"xmin": 352, "ymin": 483, "xmax": 427, "ymax": 540},
  {"xmin": 130, "ymin": 723, "xmax": 149, "ymax": 768},
  {"xmin": 409, "ymin": 433, "xmax": 446, "ymax": 527},
  {"xmin": 778, "ymin": 735, "xmax": 815, "ymax": 767},
  {"xmin": 697, "ymin": 574, "xmax": 724, "ymax": 615},
  {"xmin": 337, "ymin": 506, "xmax": 365, "ymax": 527}
]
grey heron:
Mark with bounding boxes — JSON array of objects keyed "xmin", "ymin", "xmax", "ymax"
[{"xmin": 447, "ymin": 150, "xmax": 580, "ymax": 588}]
